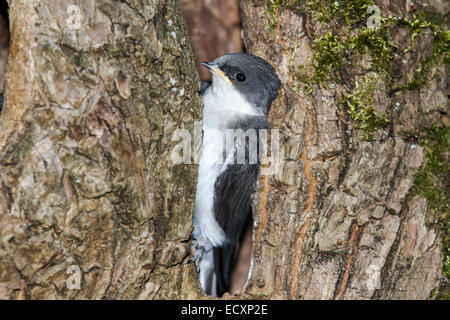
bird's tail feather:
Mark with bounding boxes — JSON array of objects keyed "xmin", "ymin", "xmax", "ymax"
[{"xmin": 213, "ymin": 244, "xmax": 239, "ymax": 297}]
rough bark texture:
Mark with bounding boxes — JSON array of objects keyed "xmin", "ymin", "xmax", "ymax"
[
  {"xmin": 241, "ymin": 0, "xmax": 448, "ymax": 299},
  {"xmin": 0, "ymin": 0, "xmax": 203, "ymax": 299}
]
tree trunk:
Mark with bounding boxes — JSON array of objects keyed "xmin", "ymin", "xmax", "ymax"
[
  {"xmin": 0, "ymin": 0, "xmax": 447, "ymax": 300},
  {"xmin": 0, "ymin": 0, "xmax": 203, "ymax": 299},
  {"xmin": 241, "ymin": 0, "xmax": 448, "ymax": 299}
]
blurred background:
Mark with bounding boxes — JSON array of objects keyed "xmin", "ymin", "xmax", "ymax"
[{"xmin": 180, "ymin": 0, "xmax": 244, "ymax": 81}]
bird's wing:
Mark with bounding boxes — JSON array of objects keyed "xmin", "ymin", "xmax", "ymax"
[
  {"xmin": 212, "ymin": 116, "xmax": 270, "ymax": 296},
  {"xmin": 213, "ymin": 163, "xmax": 259, "ymax": 295}
]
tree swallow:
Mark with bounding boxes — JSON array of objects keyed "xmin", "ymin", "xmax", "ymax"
[{"xmin": 193, "ymin": 53, "xmax": 280, "ymax": 296}]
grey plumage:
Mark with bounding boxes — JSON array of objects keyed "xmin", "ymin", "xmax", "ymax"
[
  {"xmin": 213, "ymin": 53, "xmax": 280, "ymax": 115},
  {"xmin": 193, "ymin": 53, "xmax": 280, "ymax": 296}
]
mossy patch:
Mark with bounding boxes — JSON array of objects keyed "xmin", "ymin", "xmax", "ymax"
[
  {"xmin": 444, "ymin": 254, "xmax": 450, "ymax": 283},
  {"xmin": 391, "ymin": 14, "xmax": 450, "ymax": 90},
  {"xmin": 340, "ymin": 76, "xmax": 389, "ymax": 139},
  {"xmin": 413, "ymin": 126, "xmax": 449, "ymax": 216},
  {"xmin": 286, "ymin": 1, "xmax": 447, "ymax": 138},
  {"xmin": 291, "ymin": 1, "xmax": 394, "ymax": 136},
  {"xmin": 266, "ymin": 0, "xmax": 283, "ymax": 32},
  {"xmin": 304, "ymin": 0, "xmax": 375, "ymax": 24},
  {"xmin": 412, "ymin": 126, "xmax": 449, "ymax": 299},
  {"xmin": 346, "ymin": 26, "xmax": 394, "ymax": 73},
  {"xmin": 342, "ymin": 0, "xmax": 377, "ymax": 26},
  {"xmin": 305, "ymin": 0, "xmax": 340, "ymax": 23},
  {"xmin": 312, "ymin": 32, "xmax": 346, "ymax": 84},
  {"xmin": 294, "ymin": 26, "xmax": 394, "ymax": 91}
]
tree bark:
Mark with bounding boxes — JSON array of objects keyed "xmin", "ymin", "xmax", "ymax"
[
  {"xmin": 0, "ymin": 0, "xmax": 203, "ymax": 299},
  {"xmin": 241, "ymin": 0, "xmax": 448, "ymax": 299}
]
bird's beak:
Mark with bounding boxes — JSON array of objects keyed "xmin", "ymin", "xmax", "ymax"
[
  {"xmin": 201, "ymin": 62, "xmax": 215, "ymax": 70},
  {"xmin": 201, "ymin": 62, "xmax": 232, "ymax": 85}
]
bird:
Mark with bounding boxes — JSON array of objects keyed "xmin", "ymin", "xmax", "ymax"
[{"xmin": 192, "ymin": 53, "xmax": 280, "ymax": 296}]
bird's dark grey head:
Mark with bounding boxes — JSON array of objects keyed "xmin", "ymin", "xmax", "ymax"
[{"xmin": 202, "ymin": 53, "xmax": 281, "ymax": 115}]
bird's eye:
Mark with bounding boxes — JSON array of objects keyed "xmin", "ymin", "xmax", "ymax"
[{"xmin": 236, "ymin": 73, "xmax": 246, "ymax": 82}]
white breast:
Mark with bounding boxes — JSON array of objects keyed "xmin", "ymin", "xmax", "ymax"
[
  {"xmin": 201, "ymin": 75, "xmax": 260, "ymax": 130},
  {"xmin": 193, "ymin": 76, "xmax": 258, "ymax": 249}
]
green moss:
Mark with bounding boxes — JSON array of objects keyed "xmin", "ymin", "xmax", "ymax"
[
  {"xmin": 270, "ymin": 0, "xmax": 377, "ymax": 29},
  {"xmin": 266, "ymin": 0, "xmax": 283, "ymax": 32},
  {"xmin": 293, "ymin": 1, "xmax": 395, "ymax": 89},
  {"xmin": 299, "ymin": 3, "xmax": 447, "ymax": 89},
  {"xmin": 305, "ymin": 0, "xmax": 340, "ymax": 23},
  {"xmin": 413, "ymin": 126, "xmax": 449, "ymax": 216},
  {"xmin": 293, "ymin": 23, "xmax": 394, "ymax": 137},
  {"xmin": 340, "ymin": 76, "xmax": 389, "ymax": 139},
  {"xmin": 341, "ymin": 0, "xmax": 375, "ymax": 25},
  {"xmin": 284, "ymin": 1, "xmax": 447, "ymax": 135},
  {"xmin": 391, "ymin": 15, "xmax": 449, "ymax": 90},
  {"xmin": 442, "ymin": 253, "xmax": 450, "ymax": 300},
  {"xmin": 292, "ymin": 2, "xmax": 394, "ymax": 135},
  {"xmin": 294, "ymin": 26, "xmax": 394, "ymax": 90},
  {"xmin": 346, "ymin": 26, "xmax": 394, "ymax": 73},
  {"xmin": 304, "ymin": 0, "xmax": 374, "ymax": 24},
  {"xmin": 391, "ymin": 14, "xmax": 433, "ymax": 48},
  {"xmin": 406, "ymin": 29, "xmax": 449, "ymax": 90},
  {"xmin": 312, "ymin": 32, "xmax": 346, "ymax": 84},
  {"xmin": 412, "ymin": 126, "xmax": 449, "ymax": 299},
  {"xmin": 294, "ymin": 64, "xmax": 314, "ymax": 94},
  {"xmin": 444, "ymin": 255, "xmax": 450, "ymax": 281}
]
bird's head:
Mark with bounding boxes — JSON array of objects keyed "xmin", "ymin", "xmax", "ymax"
[{"xmin": 201, "ymin": 53, "xmax": 281, "ymax": 115}]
